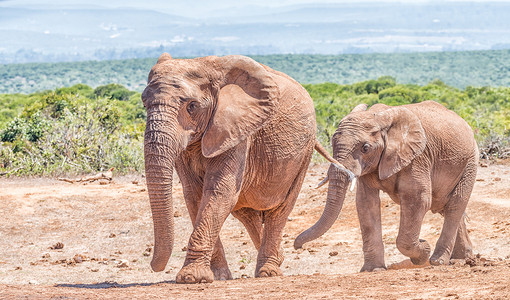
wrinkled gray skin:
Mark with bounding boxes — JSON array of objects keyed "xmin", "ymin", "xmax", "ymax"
[
  {"xmin": 142, "ymin": 53, "xmax": 316, "ymax": 283},
  {"xmin": 295, "ymin": 101, "xmax": 478, "ymax": 271}
]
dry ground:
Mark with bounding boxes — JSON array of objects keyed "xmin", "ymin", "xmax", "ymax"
[{"xmin": 0, "ymin": 162, "xmax": 509, "ymax": 299}]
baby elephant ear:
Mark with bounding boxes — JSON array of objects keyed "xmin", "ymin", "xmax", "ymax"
[
  {"xmin": 350, "ymin": 103, "xmax": 368, "ymax": 114},
  {"xmin": 376, "ymin": 107, "xmax": 427, "ymax": 180}
]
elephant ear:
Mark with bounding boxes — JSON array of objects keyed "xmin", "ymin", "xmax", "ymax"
[
  {"xmin": 376, "ymin": 107, "xmax": 427, "ymax": 180},
  {"xmin": 201, "ymin": 55, "xmax": 279, "ymax": 158}
]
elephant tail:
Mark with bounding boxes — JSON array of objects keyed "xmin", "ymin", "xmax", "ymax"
[
  {"xmin": 314, "ymin": 140, "xmax": 335, "ymax": 163},
  {"xmin": 314, "ymin": 141, "xmax": 356, "ymax": 181}
]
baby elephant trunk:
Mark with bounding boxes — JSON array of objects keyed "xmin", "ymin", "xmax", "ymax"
[{"xmin": 294, "ymin": 165, "xmax": 351, "ymax": 249}]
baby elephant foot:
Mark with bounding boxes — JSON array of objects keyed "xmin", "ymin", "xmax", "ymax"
[
  {"xmin": 429, "ymin": 253, "xmax": 451, "ymax": 266},
  {"xmin": 176, "ymin": 262, "xmax": 214, "ymax": 284},
  {"xmin": 360, "ymin": 263, "xmax": 386, "ymax": 272},
  {"xmin": 256, "ymin": 264, "xmax": 283, "ymax": 277},
  {"xmin": 211, "ymin": 265, "xmax": 232, "ymax": 281},
  {"xmin": 410, "ymin": 239, "xmax": 431, "ymax": 265}
]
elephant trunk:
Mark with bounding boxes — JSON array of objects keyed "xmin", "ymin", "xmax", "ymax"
[
  {"xmin": 294, "ymin": 166, "xmax": 350, "ymax": 249},
  {"xmin": 144, "ymin": 116, "xmax": 178, "ymax": 272}
]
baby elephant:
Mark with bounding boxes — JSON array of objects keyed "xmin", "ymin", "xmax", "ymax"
[{"xmin": 295, "ymin": 101, "xmax": 478, "ymax": 271}]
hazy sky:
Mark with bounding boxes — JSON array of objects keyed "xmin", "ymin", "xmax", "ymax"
[{"xmin": 3, "ymin": 0, "xmax": 510, "ymax": 17}]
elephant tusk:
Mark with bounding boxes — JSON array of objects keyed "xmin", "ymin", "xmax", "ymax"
[
  {"xmin": 329, "ymin": 163, "xmax": 357, "ymax": 192},
  {"xmin": 331, "ymin": 163, "xmax": 356, "ymax": 182},
  {"xmin": 349, "ymin": 177, "xmax": 357, "ymax": 192},
  {"xmin": 316, "ymin": 176, "xmax": 329, "ymax": 189}
]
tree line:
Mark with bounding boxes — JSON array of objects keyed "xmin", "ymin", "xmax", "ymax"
[{"xmin": 2, "ymin": 50, "xmax": 510, "ymax": 94}]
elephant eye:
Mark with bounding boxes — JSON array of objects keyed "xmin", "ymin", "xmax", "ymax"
[
  {"xmin": 361, "ymin": 143, "xmax": 371, "ymax": 153},
  {"xmin": 186, "ymin": 101, "xmax": 198, "ymax": 114}
]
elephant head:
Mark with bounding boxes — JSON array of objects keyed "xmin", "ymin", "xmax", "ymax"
[
  {"xmin": 142, "ymin": 53, "xmax": 279, "ymax": 271},
  {"xmin": 294, "ymin": 103, "xmax": 427, "ymax": 249}
]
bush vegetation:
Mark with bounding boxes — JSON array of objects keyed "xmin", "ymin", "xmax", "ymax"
[
  {"xmin": 0, "ymin": 84, "xmax": 145, "ymax": 176},
  {"xmin": 1, "ymin": 78, "xmax": 509, "ymax": 176}
]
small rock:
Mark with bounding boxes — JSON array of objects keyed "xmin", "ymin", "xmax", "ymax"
[
  {"xmin": 329, "ymin": 251, "xmax": 339, "ymax": 257},
  {"xmin": 242, "ymin": 241, "xmax": 248, "ymax": 245},
  {"xmin": 283, "ymin": 233, "xmax": 289, "ymax": 238},
  {"xmin": 91, "ymin": 268, "xmax": 99, "ymax": 272},
  {"xmin": 15, "ymin": 266, "xmax": 22, "ymax": 270},
  {"xmin": 287, "ymin": 217, "xmax": 293, "ymax": 221},
  {"xmin": 240, "ymin": 264, "xmax": 246, "ymax": 270},
  {"xmin": 494, "ymin": 177, "xmax": 502, "ymax": 181},
  {"xmin": 241, "ymin": 274, "xmax": 248, "ymax": 279},
  {"xmin": 42, "ymin": 253, "xmax": 51, "ymax": 259},
  {"xmin": 174, "ymin": 211, "xmax": 182, "ymax": 217},
  {"xmin": 73, "ymin": 254, "xmax": 86, "ymax": 264},
  {"xmin": 117, "ymin": 260, "xmax": 129, "ymax": 268},
  {"xmin": 29, "ymin": 280, "xmax": 38, "ymax": 285},
  {"xmin": 182, "ymin": 247, "xmax": 188, "ymax": 251},
  {"xmin": 109, "ymin": 233, "xmax": 116, "ymax": 238},
  {"xmin": 475, "ymin": 178, "xmax": 485, "ymax": 181},
  {"xmin": 49, "ymin": 242, "xmax": 64, "ymax": 250},
  {"xmin": 132, "ymin": 180, "xmax": 139, "ymax": 185},
  {"xmin": 480, "ymin": 162, "xmax": 488, "ymax": 168}
]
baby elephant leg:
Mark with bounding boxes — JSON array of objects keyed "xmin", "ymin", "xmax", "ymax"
[
  {"xmin": 450, "ymin": 214, "xmax": 473, "ymax": 260},
  {"xmin": 430, "ymin": 162, "xmax": 476, "ymax": 265},
  {"xmin": 396, "ymin": 191, "xmax": 431, "ymax": 265}
]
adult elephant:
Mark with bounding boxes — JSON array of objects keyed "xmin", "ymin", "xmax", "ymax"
[
  {"xmin": 142, "ymin": 53, "xmax": 329, "ymax": 283},
  {"xmin": 295, "ymin": 101, "xmax": 478, "ymax": 271}
]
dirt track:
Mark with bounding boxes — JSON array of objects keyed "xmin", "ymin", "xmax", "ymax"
[{"xmin": 1, "ymin": 162, "xmax": 509, "ymax": 299}]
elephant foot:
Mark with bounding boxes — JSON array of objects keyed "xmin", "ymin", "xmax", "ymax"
[
  {"xmin": 176, "ymin": 262, "xmax": 214, "ymax": 284},
  {"xmin": 360, "ymin": 263, "xmax": 386, "ymax": 272},
  {"xmin": 211, "ymin": 265, "xmax": 232, "ymax": 281},
  {"xmin": 451, "ymin": 238, "xmax": 473, "ymax": 260},
  {"xmin": 429, "ymin": 253, "xmax": 451, "ymax": 266},
  {"xmin": 256, "ymin": 264, "xmax": 283, "ymax": 277},
  {"xmin": 451, "ymin": 247, "xmax": 473, "ymax": 260},
  {"xmin": 409, "ymin": 239, "xmax": 431, "ymax": 265}
]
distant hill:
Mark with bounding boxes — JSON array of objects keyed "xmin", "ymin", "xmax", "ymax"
[
  {"xmin": 1, "ymin": 50, "xmax": 510, "ymax": 94},
  {"xmin": 1, "ymin": 2, "xmax": 510, "ymax": 64}
]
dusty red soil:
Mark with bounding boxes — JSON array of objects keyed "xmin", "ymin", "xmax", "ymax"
[{"xmin": 1, "ymin": 162, "xmax": 509, "ymax": 299}]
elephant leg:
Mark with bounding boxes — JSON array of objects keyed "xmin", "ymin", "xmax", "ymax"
[
  {"xmin": 176, "ymin": 146, "xmax": 246, "ymax": 284},
  {"xmin": 430, "ymin": 162, "xmax": 476, "ymax": 265},
  {"xmin": 356, "ymin": 180, "xmax": 386, "ymax": 272},
  {"xmin": 180, "ymin": 175, "xmax": 232, "ymax": 281},
  {"xmin": 232, "ymin": 207, "xmax": 263, "ymax": 250},
  {"xmin": 396, "ymin": 187, "xmax": 432, "ymax": 265},
  {"xmin": 209, "ymin": 238, "xmax": 232, "ymax": 280},
  {"xmin": 255, "ymin": 165, "xmax": 308, "ymax": 278},
  {"xmin": 451, "ymin": 214, "xmax": 473, "ymax": 260}
]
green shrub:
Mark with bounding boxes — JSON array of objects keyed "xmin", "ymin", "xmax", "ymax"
[
  {"xmin": 94, "ymin": 83, "xmax": 136, "ymax": 101},
  {"xmin": 0, "ymin": 86, "xmax": 145, "ymax": 176}
]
